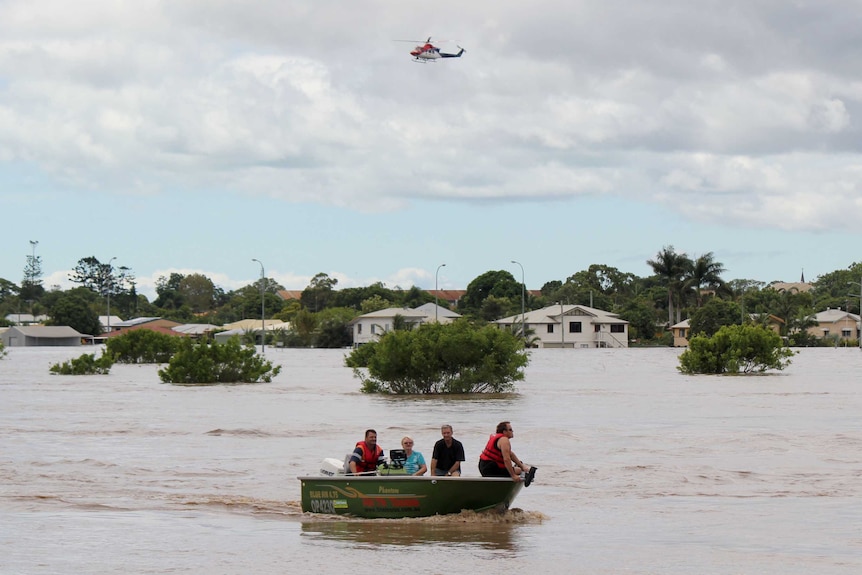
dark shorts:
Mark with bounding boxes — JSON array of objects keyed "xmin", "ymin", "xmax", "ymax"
[{"xmin": 479, "ymin": 459, "xmax": 509, "ymax": 477}]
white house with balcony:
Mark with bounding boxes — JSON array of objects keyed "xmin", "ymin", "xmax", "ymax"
[{"xmin": 494, "ymin": 304, "xmax": 629, "ymax": 348}]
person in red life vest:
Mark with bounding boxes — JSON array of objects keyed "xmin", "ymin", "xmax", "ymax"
[
  {"xmin": 349, "ymin": 429, "xmax": 384, "ymax": 475},
  {"xmin": 478, "ymin": 421, "xmax": 538, "ymax": 486}
]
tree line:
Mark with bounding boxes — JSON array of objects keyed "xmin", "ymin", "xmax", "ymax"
[{"xmin": 2, "ymin": 247, "xmax": 861, "ymax": 346}]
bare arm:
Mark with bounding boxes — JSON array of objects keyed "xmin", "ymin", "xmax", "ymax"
[
  {"xmin": 498, "ymin": 436, "xmax": 522, "ymax": 481},
  {"xmin": 414, "ymin": 462, "xmax": 427, "ymax": 476}
]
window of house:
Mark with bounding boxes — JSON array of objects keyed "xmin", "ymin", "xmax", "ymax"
[
  {"xmin": 611, "ymin": 325, "xmax": 624, "ymax": 333},
  {"xmin": 371, "ymin": 325, "xmax": 376, "ymax": 334},
  {"xmin": 594, "ymin": 325, "xmax": 601, "ymax": 332},
  {"xmin": 570, "ymin": 322, "xmax": 582, "ymax": 333},
  {"xmin": 547, "ymin": 324, "xmax": 554, "ymax": 333},
  {"xmin": 842, "ymin": 329, "xmax": 852, "ymax": 337},
  {"xmin": 357, "ymin": 324, "xmax": 362, "ymax": 334},
  {"xmin": 680, "ymin": 329, "xmax": 687, "ymax": 338}
]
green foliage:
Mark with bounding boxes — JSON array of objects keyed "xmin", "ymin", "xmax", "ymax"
[
  {"xmin": 459, "ymin": 270, "xmax": 520, "ymax": 317},
  {"xmin": 106, "ymin": 329, "xmax": 182, "ymax": 363},
  {"xmin": 316, "ymin": 307, "xmax": 358, "ymax": 348},
  {"xmin": 47, "ymin": 291, "xmax": 102, "ymax": 336},
  {"xmin": 50, "ymin": 352, "xmax": 114, "ymax": 375},
  {"xmin": 618, "ymin": 297, "xmax": 660, "ymax": 340},
  {"xmin": 678, "ymin": 324, "xmax": 795, "ymax": 375},
  {"xmin": 0, "ymin": 340, "xmax": 7, "ymax": 359},
  {"xmin": 158, "ymin": 338, "xmax": 282, "ymax": 384},
  {"xmin": 360, "ymin": 295, "xmax": 392, "ymax": 314},
  {"xmin": 345, "ymin": 321, "xmax": 529, "ymax": 394},
  {"xmin": 689, "ymin": 298, "xmax": 743, "ymax": 337}
]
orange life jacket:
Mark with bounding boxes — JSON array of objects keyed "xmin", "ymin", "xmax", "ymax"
[
  {"xmin": 479, "ymin": 433, "xmax": 506, "ymax": 468},
  {"xmin": 353, "ymin": 441, "xmax": 383, "ymax": 473}
]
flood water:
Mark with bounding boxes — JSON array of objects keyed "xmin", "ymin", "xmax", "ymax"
[{"xmin": 2, "ymin": 346, "xmax": 860, "ymax": 574}]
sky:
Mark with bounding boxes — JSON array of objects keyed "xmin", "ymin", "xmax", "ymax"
[{"xmin": 2, "ymin": 0, "xmax": 862, "ymax": 301}]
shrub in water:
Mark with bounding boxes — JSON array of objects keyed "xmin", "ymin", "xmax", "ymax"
[
  {"xmin": 106, "ymin": 329, "xmax": 181, "ymax": 364},
  {"xmin": 678, "ymin": 324, "xmax": 795, "ymax": 374},
  {"xmin": 50, "ymin": 353, "xmax": 115, "ymax": 375},
  {"xmin": 158, "ymin": 338, "xmax": 281, "ymax": 384},
  {"xmin": 345, "ymin": 320, "xmax": 528, "ymax": 394}
]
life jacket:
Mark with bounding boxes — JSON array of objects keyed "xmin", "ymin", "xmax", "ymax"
[
  {"xmin": 479, "ymin": 433, "xmax": 506, "ymax": 468},
  {"xmin": 353, "ymin": 441, "xmax": 383, "ymax": 473}
]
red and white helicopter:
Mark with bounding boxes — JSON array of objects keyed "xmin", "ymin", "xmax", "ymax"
[{"xmin": 404, "ymin": 37, "xmax": 465, "ymax": 62}]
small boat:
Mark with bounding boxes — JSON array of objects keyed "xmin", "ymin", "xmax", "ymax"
[{"xmin": 298, "ymin": 454, "xmax": 524, "ymax": 519}]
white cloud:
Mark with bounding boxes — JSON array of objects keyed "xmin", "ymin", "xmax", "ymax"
[{"xmin": 1, "ymin": 0, "xmax": 862, "ymax": 230}]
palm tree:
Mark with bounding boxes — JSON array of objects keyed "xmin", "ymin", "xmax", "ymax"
[
  {"xmin": 647, "ymin": 246, "xmax": 691, "ymax": 326},
  {"xmin": 685, "ymin": 252, "xmax": 727, "ymax": 307}
]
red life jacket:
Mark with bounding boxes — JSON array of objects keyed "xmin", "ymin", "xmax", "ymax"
[
  {"xmin": 353, "ymin": 441, "xmax": 383, "ymax": 473},
  {"xmin": 479, "ymin": 433, "xmax": 506, "ymax": 468}
]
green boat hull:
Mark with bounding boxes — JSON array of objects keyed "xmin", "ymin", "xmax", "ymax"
[{"xmin": 298, "ymin": 475, "xmax": 524, "ymax": 518}]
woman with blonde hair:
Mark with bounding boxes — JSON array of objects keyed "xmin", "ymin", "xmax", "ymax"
[{"xmin": 400, "ymin": 436, "xmax": 427, "ymax": 476}]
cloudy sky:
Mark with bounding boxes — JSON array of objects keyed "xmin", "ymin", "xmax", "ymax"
[{"xmin": 2, "ymin": 0, "xmax": 861, "ymax": 300}]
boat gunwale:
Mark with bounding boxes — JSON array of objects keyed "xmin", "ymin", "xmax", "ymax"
[{"xmin": 297, "ymin": 475, "xmax": 518, "ymax": 482}]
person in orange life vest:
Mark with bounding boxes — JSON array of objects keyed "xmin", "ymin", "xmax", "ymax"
[
  {"xmin": 478, "ymin": 421, "xmax": 537, "ymax": 486},
  {"xmin": 349, "ymin": 429, "xmax": 384, "ymax": 475}
]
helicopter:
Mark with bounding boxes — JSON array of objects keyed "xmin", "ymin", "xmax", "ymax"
[{"xmin": 404, "ymin": 37, "xmax": 465, "ymax": 62}]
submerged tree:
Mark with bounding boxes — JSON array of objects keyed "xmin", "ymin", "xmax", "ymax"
[
  {"xmin": 345, "ymin": 321, "xmax": 528, "ymax": 394},
  {"xmin": 678, "ymin": 324, "xmax": 795, "ymax": 375},
  {"xmin": 158, "ymin": 338, "xmax": 282, "ymax": 384}
]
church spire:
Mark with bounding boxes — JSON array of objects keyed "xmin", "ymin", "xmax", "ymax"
[{"xmin": 800, "ymin": 268, "xmax": 805, "ymax": 283}]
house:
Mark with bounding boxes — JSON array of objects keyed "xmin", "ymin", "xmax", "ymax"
[
  {"xmin": 412, "ymin": 302, "xmax": 462, "ymax": 323},
  {"xmin": 99, "ymin": 315, "xmax": 124, "ymax": 334},
  {"xmin": 213, "ymin": 321, "xmax": 289, "ymax": 345},
  {"xmin": 806, "ymin": 308, "xmax": 860, "ymax": 342},
  {"xmin": 102, "ymin": 317, "xmax": 184, "ymax": 339},
  {"xmin": 1, "ymin": 326, "xmax": 87, "ymax": 347},
  {"xmin": 769, "ymin": 281, "xmax": 813, "ymax": 293},
  {"xmin": 424, "ymin": 290, "xmax": 466, "ymax": 308},
  {"xmin": 670, "ymin": 319, "xmax": 690, "ymax": 347},
  {"xmin": 350, "ymin": 307, "xmax": 432, "ymax": 346},
  {"xmin": 494, "ymin": 304, "xmax": 629, "ymax": 348},
  {"xmin": 276, "ymin": 290, "xmax": 303, "ymax": 301},
  {"xmin": 172, "ymin": 324, "xmax": 220, "ymax": 338},
  {"xmin": 4, "ymin": 313, "xmax": 49, "ymax": 326}
]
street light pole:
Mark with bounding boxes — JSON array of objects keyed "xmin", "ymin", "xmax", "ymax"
[
  {"xmin": 435, "ymin": 263, "xmax": 446, "ymax": 323},
  {"xmin": 106, "ymin": 256, "xmax": 117, "ymax": 335},
  {"xmin": 252, "ymin": 259, "xmax": 265, "ymax": 355},
  {"xmin": 511, "ymin": 260, "xmax": 525, "ymax": 342}
]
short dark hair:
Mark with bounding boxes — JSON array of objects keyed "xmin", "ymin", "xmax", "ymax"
[
  {"xmin": 496, "ymin": 421, "xmax": 511, "ymax": 434},
  {"xmin": 365, "ymin": 429, "xmax": 377, "ymax": 439}
]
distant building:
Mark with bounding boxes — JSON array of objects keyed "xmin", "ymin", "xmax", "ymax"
[
  {"xmin": 276, "ymin": 290, "xmax": 303, "ymax": 301},
  {"xmin": 99, "ymin": 315, "xmax": 124, "ymax": 334},
  {"xmin": 4, "ymin": 313, "xmax": 49, "ymax": 326},
  {"xmin": 102, "ymin": 317, "xmax": 184, "ymax": 339},
  {"xmin": 768, "ymin": 281, "xmax": 813, "ymax": 293},
  {"xmin": 349, "ymin": 307, "xmax": 431, "ymax": 346},
  {"xmin": 495, "ymin": 304, "xmax": 628, "ymax": 348},
  {"xmin": 807, "ymin": 308, "xmax": 860, "ymax": 342},
  {"xmin": 1, "ymin": 326, "xmax": 87, "ymax": 347}
]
